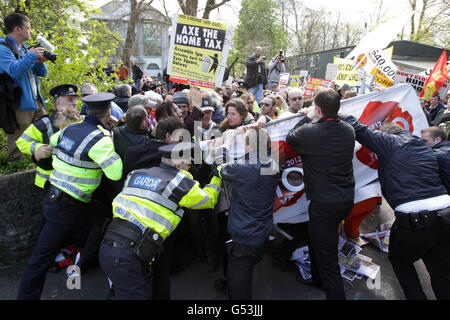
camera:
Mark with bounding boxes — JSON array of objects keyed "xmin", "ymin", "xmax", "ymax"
[
  {"xmin": 32, "ymin": 36, "xmax": 57, "ymax": 63},
  {"xmin": 278, "ymin": 49, "xmax": 285, "ymax": 63},
  {"xmin": 30, "ymin": 45, "xmax": 57, "ymax": 63},
  {"xmin": 42, "ymin": 50, "xmax": 57, "ymax": 63}
]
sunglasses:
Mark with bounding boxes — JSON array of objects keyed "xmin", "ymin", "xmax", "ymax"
[
  {"xmin": 247, "ymin": 100, "xmax": 254, "ymax": 104},
  {"xmin": 260, "ymin": 102, "xmax": 271, "ymax": 107},
  {"xmin": 290, "ymin": 97, "xmax": 303, "ymax": 101}
]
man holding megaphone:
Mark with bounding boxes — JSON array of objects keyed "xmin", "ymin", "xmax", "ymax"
[{"xmin": 0, "ymin": 12, "xmax": 49, "ymax": 163}]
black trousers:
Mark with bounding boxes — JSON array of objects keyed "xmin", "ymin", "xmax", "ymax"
[
  {"xmin": 275, "ymin": 222, "xmax": 309, "ymax": 262},
  {"xmin": 307, "ymin": 200, "xmax": 353, "ymax": 300},
  {"xmin": 17, "ymin": 197, "xmax": 87, "ymax": 300},
  {"xmin": 99, "ymin": 240, "xmax": 153, "ymax": 300},
  {"xmin": 187, "ymin": 209, "xmax": 220, "ymax": 261},
  {"xmin": 227, "ymin": 241, "xmax": 265, "ymax": 300},
  {"xmin": 151, "ymin": 235, "xmax": 175, "ymax": 300},
  {"xmin": 388, "ymin": 211, "xmax": 450, "ymax": 300}
]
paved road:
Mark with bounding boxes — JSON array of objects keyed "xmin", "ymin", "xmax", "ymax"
[{"xmin": 0, "ymin": 200, "xmax": 436, "ymax": 301}]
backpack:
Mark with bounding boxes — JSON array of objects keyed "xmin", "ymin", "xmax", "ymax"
[{"xmin": 0, "ymin": 39, "xmax": 22, "ymax": 134}]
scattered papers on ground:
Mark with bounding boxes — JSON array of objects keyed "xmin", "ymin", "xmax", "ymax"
[
  {"xmin": 292, "ymin": 235, "xmax": 382, "ymax": 282},
  {"xmin": 360, "ymin": 222, "xmax": 393, "ymax": 253}
]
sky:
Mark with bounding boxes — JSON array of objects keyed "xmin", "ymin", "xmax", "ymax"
[
  {"xmin": 92, "ymin": 0, "xmax": 242, "ymax": 27},
  {"xmin": 92, "ymin": 0, "xmax": 411, "ymax": 29}
]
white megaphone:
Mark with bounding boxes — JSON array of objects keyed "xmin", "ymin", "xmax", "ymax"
[
  {"xmin": 35, "ymin": 36, "xmax": 57, "ymax": 63},
  {"xmin": 36, "ymin": 35, "xmax": 55, "ymax": 52}
]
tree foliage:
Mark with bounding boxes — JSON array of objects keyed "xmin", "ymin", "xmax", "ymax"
[
  {"xmin": 0, "ymin": 0, "xmax": 121, "ymax": 111},
  {"xmin": 233, "ymin": 0, "xmax": 288, "ymax": 72},
  {"xmin": 278, "ymin": 0, "xmax": 363, "ymax": 56},
  {"xmin": 177, "ymin": 0, "xmax": 232, "ymax": 19},
  {"xmin": 406, "ymin": 0, "xmax": 450, "ymax": 47}
]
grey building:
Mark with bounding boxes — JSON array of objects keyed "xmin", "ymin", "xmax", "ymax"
[
  {"xmin": 91, "ymin": 0, "xmax": 170, "ymax": 79},
  {"xmin": 286, "ymin": 40, "xmax": 449, "ymax": 79}
]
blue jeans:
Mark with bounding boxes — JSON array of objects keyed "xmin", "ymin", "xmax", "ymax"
[{"xmin": 248, "ymin": 84, "xmax": 263, "ymax": 104}]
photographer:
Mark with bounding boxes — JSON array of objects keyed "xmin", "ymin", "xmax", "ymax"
[
  {"xmin": 0, "ymin": 12, "xmax": 48, "ymax": 163},
  {"xmin": 267, "ymin": 50, "xmax": 286, "ymax": 91},
  {"xmin": 244, "ymin": 46, "xmax": 267, "ymax": 104}
]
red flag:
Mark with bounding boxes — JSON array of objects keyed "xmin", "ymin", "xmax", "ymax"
[{"xmin": 419, "ymin": 50, "xmax": 448, "ymax": 101}]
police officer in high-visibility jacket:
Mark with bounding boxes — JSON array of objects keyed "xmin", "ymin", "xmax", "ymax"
[
  {"xmin": 17, "ymin": 92, "xmax": 123, "ymax": 300},
  {"xmin": 16, "ymin": 84, "xmax": 79, "ymax": 188},
  {"xmin": 99, "ymin": 142, "xmax": 221, "ymax": 300}
]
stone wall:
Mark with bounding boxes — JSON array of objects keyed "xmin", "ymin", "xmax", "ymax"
[{"xmin": 0, "ymin": 170, "xmax": 43, "ymax": 267}]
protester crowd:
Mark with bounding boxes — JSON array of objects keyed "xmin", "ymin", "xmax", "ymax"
[{"xmin": 1, "ymin": 13, "xmax": 450, "ymax": 301}]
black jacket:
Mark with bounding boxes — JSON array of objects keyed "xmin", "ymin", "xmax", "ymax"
[
  {"xmin": 342, "ymin": 115, "xmax": 447, "ymax": 209},
  {"xmin": 124, "ymin": 138, "xmax": 167, "ymax": 176},
  {"xmin": 113, "ymin": 96, "xmax": 130, "ymax": 113},
  {"xmin": 220, "ymin": 152, "xmax": 279, "ymax": 246},
  {"xmin": 244, "ymin": 54, "xmax": 267, "ymax": 88},
  {"xmin": 0, "ymin": 72, "xmax": 21, "ymax": 134},
  {"xmin": 112, "ymin": 125, "xmax": 150, "ymax": 161},
  {"xmin": 131, "ymin": 65, "xmax": 143, "ymax": 80},
  {"xmin": 286, "ymin": 115, "xmax": 356, "ymax": 204},
  {"xmin": 429, "ymin": 103, "xmax": 446, "ymax": 125},
  {"xmin": 432, "ymin": 141, "xmax": 450, "ymax": 194}
]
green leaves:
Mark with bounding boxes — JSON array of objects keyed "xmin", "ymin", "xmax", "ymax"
[
  {"xmin": 234, "ymin": 0, "xmax": 288, "ymax": 64},
  {"xmin": 0, "ymin": 0, "xmax": 121, "ymax": 173},
  {"xmin": 3, "ymin": 1, "xmax": 120, "ymax": 109}
]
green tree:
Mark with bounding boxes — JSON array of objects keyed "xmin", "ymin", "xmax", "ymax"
[
  {"xmin": 0, "ymin": 0, "xmax": 121, "ymax": 173},
  {"xmin": 234, "ymin": 0, "xmax": 289, "ymax": 62},
  {"xmin": 0, "ymin": 0, "xmax": 121, "ymax": 111}
]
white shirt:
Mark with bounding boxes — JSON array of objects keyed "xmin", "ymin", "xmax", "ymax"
[{"xmin": 395, "ymin": 194, "xmax": 450, "ymax": 213}]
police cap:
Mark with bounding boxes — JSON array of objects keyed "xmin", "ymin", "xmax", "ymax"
[
  {"xmin": 49, "ymin": 84, "xmax": 79, "ymax": 99},
  {"xmin": 158, "ymin": 142, "xmax": 194, "ymax": 163},
  {"xmin": 82, "ymin": 92, "xmax": 116, "ymax": 110}
]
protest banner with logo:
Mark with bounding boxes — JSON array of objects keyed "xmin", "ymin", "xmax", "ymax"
[
  {"xmin": 395, "ymin": 70, "xmax": 449, "ymax": 99},
  {"xmin": 304, "ymin": 77, "xmax": 332, "ymax": 97},
  {"xmin": 366, "ymin": 47, "xmax": 397, "ymax": 88},
  {"xmin": 333, "ymin": 57, "xmax": 363, "ymax": 87},
  {"xmin": 265, "ymin": 84, "xmax": 428, "ymax": 224},
  {"xmin": 167, "ymin": 14, "xmax": 234, "ymax": 90}
]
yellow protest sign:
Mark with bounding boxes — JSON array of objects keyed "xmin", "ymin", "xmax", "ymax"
[
  {"xmin": 167, "ymin": 14, "xmax": 233, "ymax": 89},
  {"xmin": 374, "ymin": 70, "xmax": 394, "ymax": 87},
  {"xmin": 290, "ymin": 75, "xmax": 303, "ymax": 88},
  {"xmin": 333, "ymin": 57, "xmax": 362, "ymax": 87}
]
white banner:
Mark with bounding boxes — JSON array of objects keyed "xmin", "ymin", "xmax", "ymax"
[
  {"xmin": 269, "ymin": 84, "xmax": 428, "ymax": 224},
  {"xmin": 346, "ymin": 13, "xmax": 412, "ymax": 61},
  {"xmin": 366, "ymin": 49, "xmax": 398, "ymax": 82},
  {"xmin": 395, "ymin": 70, "xmax": 449, "ymax": 99}
]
